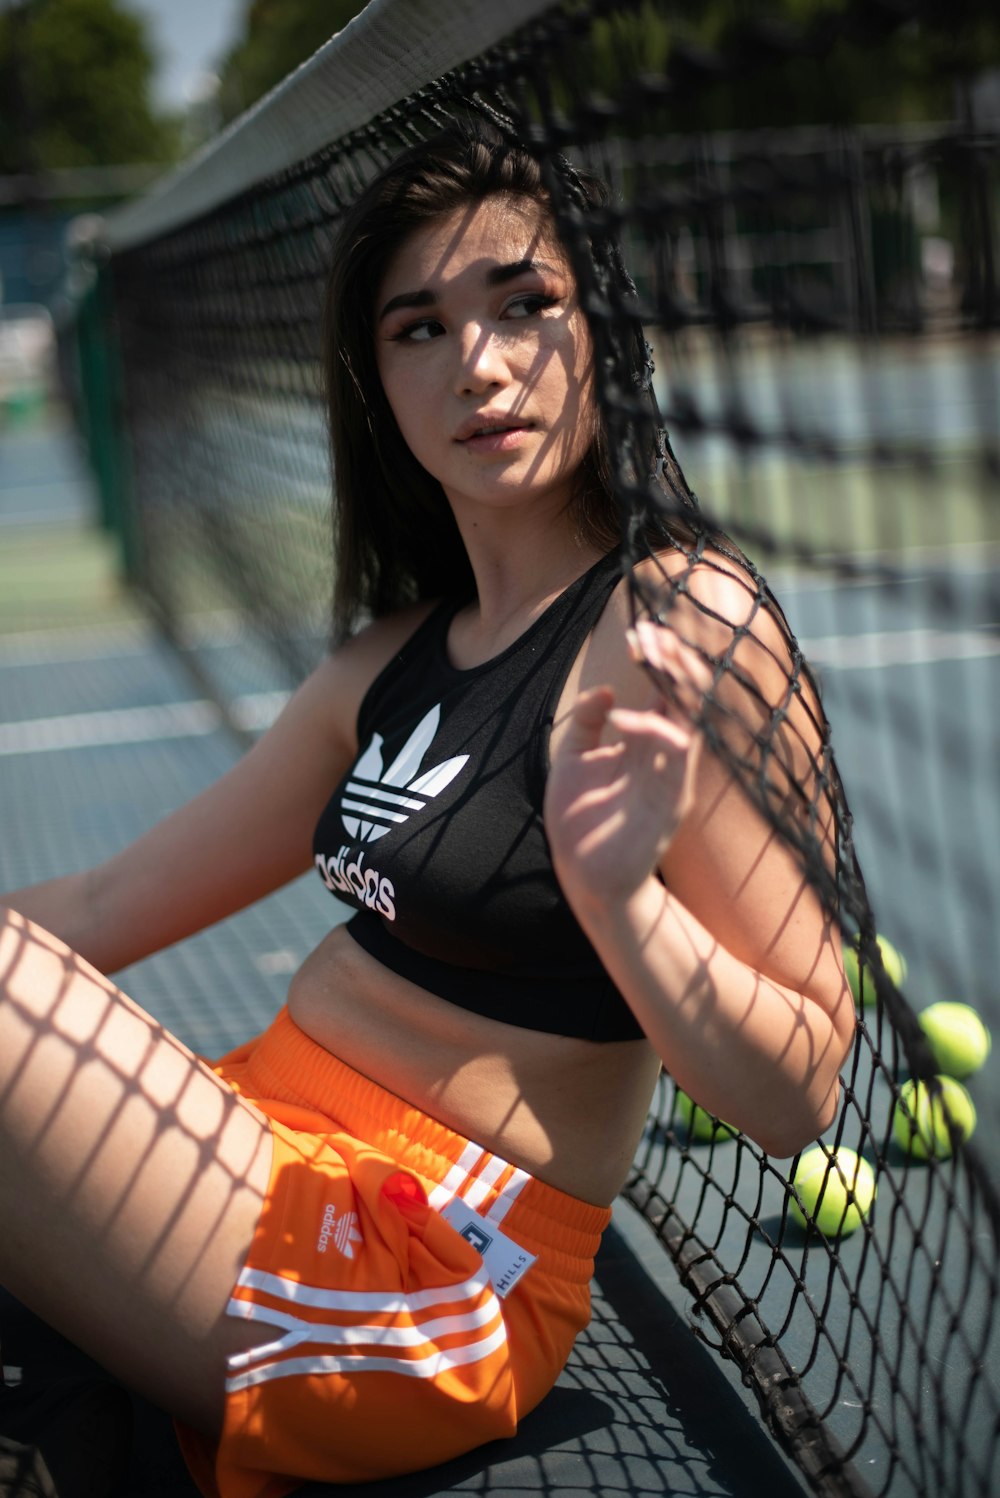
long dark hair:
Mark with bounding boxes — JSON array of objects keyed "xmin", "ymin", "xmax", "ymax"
[{"xmin": 323, "ymin": 118, "xmax": 690, "ymax": 639}]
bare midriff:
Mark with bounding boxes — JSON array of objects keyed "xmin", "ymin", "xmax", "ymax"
[{"xmin": 286, "ymin": 923, "xmax": 660, "ymax": 1207}]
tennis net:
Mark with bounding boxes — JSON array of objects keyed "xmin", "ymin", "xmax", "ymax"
[{"xmin": 85, "ymin": 1, "xmax": 1000, "ymax": 1493}]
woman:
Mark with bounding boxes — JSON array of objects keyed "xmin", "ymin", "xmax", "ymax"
[{"xmin": 0, "ymin": 122, "xmax": 854, "ymax": 1495}]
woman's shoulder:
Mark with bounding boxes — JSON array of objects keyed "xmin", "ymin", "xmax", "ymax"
[
  {"xmin": 293, "ymin": 600, "xmax": 443, "ymax": 751},
  {"xmin": 579, "ymin": 539, "xmax": 802, "ymax": 708},
  {"xmin": 335, "ymin": 598, "xmax": 443, "ymax": 673},
  {"xmin": 636, "ymin": 540, "xmax": 762, "ymax": 636}
]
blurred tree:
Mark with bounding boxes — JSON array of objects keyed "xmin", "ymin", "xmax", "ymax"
[
  {"xmin": 217, "ymin": 0, "xmax": 369, "ymax": 126},
  {"xmin": 588, "ymin": 0, "xmax": 999, "ymax": 130},
  {"xmin": 0, "ymin": 0, "xmax": 178, "ymax": 174}
]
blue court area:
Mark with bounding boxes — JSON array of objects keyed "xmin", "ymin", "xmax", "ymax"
[
  {"xmin": 3, "ymin": 409, "xmax": 999, "ymax": 1495},
  {"xmin": 0, "ymin": 412, "xmax": 813, "ymax": 1496}
]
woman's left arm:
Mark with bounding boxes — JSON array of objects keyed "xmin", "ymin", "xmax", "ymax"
[{"xmin": 544, "ymin": 570, "xmax": 855, "ymax": 1160}]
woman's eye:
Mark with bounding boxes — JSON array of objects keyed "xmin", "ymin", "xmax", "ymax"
[
  {"xmin": 394, "ymin": 318, "xmax": 443, "ymax": 343},
  {"xmin": 504, "ymin": 293, "xmax": 560, "ymax": 320}
]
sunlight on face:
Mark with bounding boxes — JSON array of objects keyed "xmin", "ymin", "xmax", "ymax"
[{"xmin": 375, "ymin": 195, "xmax": 597, "ymax": 525}]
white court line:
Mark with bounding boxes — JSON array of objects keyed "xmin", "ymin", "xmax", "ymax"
[
  {"xmin": 0, "ymin": 611, "xmax": 328, "ymax": 666},
  {"xmin": 0, "ymin": 612, "xmax": 242, "ymax": 666},
  {"xmin": 0, "ymin": 691, "xmax": 290, "ymax": 757},
  {"xmin": 0, "ymin": 621, "xmax": 155, "ymax": 666},
  {"xmin": 0, "ymin": 508, "xmax": 91, "ymax": 528},
  {"xmin": 766, "ymin": 542, "xmax": 1000, "ymax": 596},
  {"xmin": 800, "ymin": 629, "xmax": 1000, "ymax": 671}
]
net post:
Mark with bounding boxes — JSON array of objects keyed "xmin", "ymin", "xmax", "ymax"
[{"xmin": 73, "ymin": 250, "xmax": 140, "ymax": 586}]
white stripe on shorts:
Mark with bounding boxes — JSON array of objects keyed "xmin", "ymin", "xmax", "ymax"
[
  {"xmin": 461, "ymin": 1153, "xmax": 510, "ymax": 1210},
  {"xmin": 224, "ymin": 1319, "xmax": 508, "ymax": 1394},
  {"xmin": 485, "ymin": 1167, "xmax": 531, "ymax": 1225},
  {"xmin": 426, "ymin": 1140, "xmax": 487, "ymax": 1211},
  {"xmin": 227, "ymin": 1292, "xmax": 503, "ymax": 1370},
  {"xmin": 233, "ymin": 1263, "xmax": 491, "ymax": 1314}
]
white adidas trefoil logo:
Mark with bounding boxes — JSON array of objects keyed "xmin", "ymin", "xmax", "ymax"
[
  {"xmin": 341, "ymin": 702, "xmax": 469, "ymax": 844},
  {"xmin": 314, "ymin": 703, "xmax": 469, "ymax": 921},
  {"xmin": 317, "ymin": 1204, "xmax": 363, "ymax": 1258}
]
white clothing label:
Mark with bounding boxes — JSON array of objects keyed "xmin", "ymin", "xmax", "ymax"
[{"xmin": 441, "ymin": 1198, "xmax": 537, "ymax": 1299}]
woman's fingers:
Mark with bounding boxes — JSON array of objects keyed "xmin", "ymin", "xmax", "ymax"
[
  {"xmin": 545, "ymin": 615, "xmax": 718, "ymax": 903},
  {"xmin": 604, "ymin": 698, "xmax": 700, "ymax": 749},
  {"xmin": 559, "ymin": 684, "xmax": 616, "ymax": 757},
  {"xmin": 564, "ymin": 620, "xmax": 711, "ymax": 764},
  {"xmin": 627, "ymin": 619, "xmax": 714, "ymax": 722}
]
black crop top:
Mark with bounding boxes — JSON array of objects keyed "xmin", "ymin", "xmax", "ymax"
[{"xmin": 312, "ymin": 549, "xmax": 645, "ymax": 1042}]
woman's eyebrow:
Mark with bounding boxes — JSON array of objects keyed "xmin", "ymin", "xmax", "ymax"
[
  {"xmin": 486, "ymin": 258, "xmax": 562, "ymax": 286},
  {"xmin": 378, "ymin": 288, "xmax": 435, "ymax": 322},
  {"xmin": 379, "ymin": 258, "xmax": 564, "ymax": 321}
]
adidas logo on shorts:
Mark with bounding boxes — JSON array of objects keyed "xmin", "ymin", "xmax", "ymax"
[{"xmin": 317, "ymin": 1204, "xmax": 363, "ymax": 1258}]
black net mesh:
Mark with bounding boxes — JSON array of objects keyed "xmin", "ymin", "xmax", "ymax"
[{"xmin": 99, "ymin": 1, "xmax": 999, "ymax": 1494}]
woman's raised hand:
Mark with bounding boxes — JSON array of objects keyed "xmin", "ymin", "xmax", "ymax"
[{"xmin": 544, "ymin": 620, "xmax": 713, "ymax": 910}]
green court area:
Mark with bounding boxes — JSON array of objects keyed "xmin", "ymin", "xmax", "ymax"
[
  {"xmin": 0, "ymin": 405, "xmax": 142, "ymax": 636},
  {"xmin": 659, "ymin": 331, "xmax": 1000, "ymax": 566},
  {"xmin": 689, "ymin": 452, "xmax": 998, "ymax": 569},
  {"xmin": 0, "ymin": 521, "xmax": 143, "ymax": 636}
]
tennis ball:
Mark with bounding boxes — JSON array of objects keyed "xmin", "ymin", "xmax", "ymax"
[
  {"xmin": 843, "ymin": 933, "xmax": 908, "ymax": 1006},
  {"xmin": 790, "ymin": 1146, "xmax": 876, "ymax": 1237},
  {"xmin": 674, "ymin": 1090, "xmax": 738, "ymax": 1142},
  {"xmin": 917, "ymin": 1002, "xmax": 992, "ymax": 1080},
  {"xmin": 893, "ymin": 1076, "xmax": 976, "ymax": 1160}
]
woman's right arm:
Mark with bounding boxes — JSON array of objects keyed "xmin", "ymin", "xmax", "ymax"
[{"xmin": 2, "ymin": 609, "xmax": 429, "ymax": 975}]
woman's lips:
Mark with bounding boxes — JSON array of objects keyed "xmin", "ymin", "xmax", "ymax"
[{"xmin": 458, "ymin": 424, "xmax": 534, "ymax": 452}]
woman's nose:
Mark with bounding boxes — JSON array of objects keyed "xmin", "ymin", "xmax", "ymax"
[{"xmin": 455, "ymin": 324, "xmax": 509, "ymax": 394}]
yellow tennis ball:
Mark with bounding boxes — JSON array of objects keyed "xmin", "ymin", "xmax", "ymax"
[
  {"xmin": 790, "ymin": 1146, "xmax": 876, "ymax": 1237},
  {"xmin": 893, "ymin": 1076, "xmax": 976, "ymax": 1160},
  {"xmin": 917, "ymin": 1002, "xmax": 992, "ymax": 1080},
  {"xmin": 843, "ymin": 933, "xmax": 908, "ymax": 1006},
  {"xmin": 674, "ymin": 1090, "xmax": 738, "ymax": 1142}
]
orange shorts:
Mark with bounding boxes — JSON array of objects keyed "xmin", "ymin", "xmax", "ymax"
[{"xmin": 176, "ymin": 1007, "xmax": 610, "ymax": 1498}]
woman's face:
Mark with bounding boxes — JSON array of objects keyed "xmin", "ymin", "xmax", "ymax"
[{"xmin": 374, "ymin": 194, "xmax": 596, "ymax": 527}]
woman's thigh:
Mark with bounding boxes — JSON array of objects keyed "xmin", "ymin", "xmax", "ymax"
[{"xmin": 0, "ymin": 909, "xmax": 273, "ymax": 1436}]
